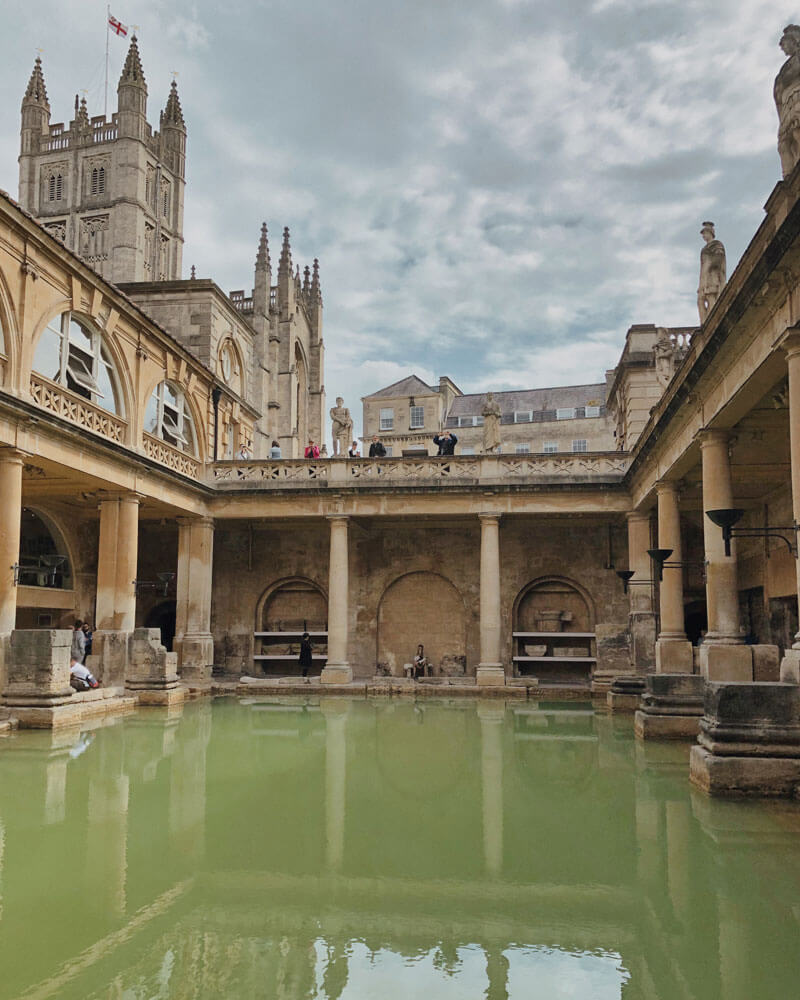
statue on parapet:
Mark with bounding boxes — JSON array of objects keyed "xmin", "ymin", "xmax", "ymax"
[
  {"xmin": 481, "ymin": 392, "xmax": 502, "ymax": 453},
  {"xmin": 697, "ymin": 221, "xmax": 726, "ymax": 323},
  {"xmin": 775, "ymin": 24, "xmax": 800, "ymax": 178},
  {"xmin": 329, "ymin": 397, "xmax": 353, "ymax": 456}
]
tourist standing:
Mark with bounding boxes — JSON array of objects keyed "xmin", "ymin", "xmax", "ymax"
[
  {"xmin": 270, "ymin": 440, "xmax": 282, "ymax": 459},
  {"xmin": 368, "ymin": 435, "xmax": 386, "ymax": 458},
  {"xmin": 348, "ymin": 441, "xmax": 361, "ymax": 457},
  {"xmin": 305, "ymin": 439, "xmax": 320, "ymax": 459},
  {"xmin": 433, "ymin": 431, "xmax": 457, "ymax": 456},
  {"xmin": 299, "ymin": 632, "xmax": 313, "ymax": 682},
  {"xmin": 81, "ymin": 622, "xmax": 93, "ymax": 659},
  {"xmin": 71, "ymin": 621, "xmax": 86, "ymax": 664}
]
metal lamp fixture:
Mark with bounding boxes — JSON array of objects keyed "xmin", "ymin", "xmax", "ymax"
[
  {"xmin": 705, "ymin": 508, "xmax": 798, "ymax": 558},
  {"xmin": 133, "ymin": 571, "xmax": 176, "ymax": 596}
]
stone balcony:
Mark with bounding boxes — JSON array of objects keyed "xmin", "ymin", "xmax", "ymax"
[{"xmin": 210, "ymin": 452, "xmax": 629, "ymax": 491}]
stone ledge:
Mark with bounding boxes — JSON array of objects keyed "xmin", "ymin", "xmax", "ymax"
[
  {"xmin": 634, "ymin": 710, "xmax": 701, "ymax": 740},
  {"xmin": 690, "ymin": 744, "xmax": 800, "ymax": 797}
]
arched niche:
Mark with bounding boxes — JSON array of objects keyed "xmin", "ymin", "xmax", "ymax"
[
  {"xmin": 18, "ymin": 507, "xmax": 74, "ymax": 590},
  {"xmin": 377, "ymin": 571, "xmax": 467, "ymax": 676},
  {"xmin": 257, "ymin": 577, "xmax": 328, "ymax": 632},
  {"xmin": 513, "ymin": 576, "xmax": 595, "ymax": 634}
]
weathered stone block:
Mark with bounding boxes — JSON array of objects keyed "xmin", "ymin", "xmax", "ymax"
[
  {"xmin": 127, "ymin": 628, "xmax": 180, "ymax": 692},
  {"xmin": 698, "ymin": 682, "xmax": 800, "ymax": 755},
  {"xmin": 3, "ymin": 629, "xmax": 73, "ymax": 704},
  {"xmin": 655, "ymin": 637, "xmax": 693, "ymax": 673},
  {"xmin": 698, "ymin": 642, "xmax": 753, "ymax": 682},
  {"xmin": 476, "ymin": 666, "xmax": 506, "ymax": 687},
  {"xmin": 629, "ymin": 611, "xmax": 656, "ymax": 671},
  {"xmin": 780, "ymin": 647, "xmax": 800, "ymax": 684},
  {"xmin": 91, "ymin": 629, "xmax": 130, "ymax": 686},
  {"xmin": 595, "ymin": 622, "xmax": 630, "ymax": 675},
  {"xmin": 320, "ymin": 665, "xmax": 353, "ymax": 685},
  {"xmin": 439, "ymin": 654, "xmax": 466, "ymax": 676},
  {"xmin": 690, "ymin": 745, "xmax": 800, "ymax": 797},
  {"xmin": 634, "ymin": 673, "xmax": 705, "ymax": 740},
  {"xmin": 752, "ymin": 644, "xmax": 780, "ymax": 682},
  {"xmin": 607, "ymin": 674, "xmax": 646, "ymax": 713}
]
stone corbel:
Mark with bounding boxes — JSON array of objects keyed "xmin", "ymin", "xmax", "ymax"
[{"xmin": 20, "ymin": 256, "xmax": 39, "ymax": 281}]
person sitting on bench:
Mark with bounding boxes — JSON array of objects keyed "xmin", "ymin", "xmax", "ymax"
[
  {"xmin": 413, "ymin": 644, "xmax": 431, "ymax": 678},
  {"xmin": 70, "ymin": 658, "xmax": 99, "ymax": 691}
]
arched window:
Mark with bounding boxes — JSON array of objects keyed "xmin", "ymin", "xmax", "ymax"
[
  {"xmin": 18, "ymin": 509, "xmax": 72, "ymax": 590},
  {"xmin": 48, "ymin": 175, "xmax": 55, "ymax": 201},
  {"xmin": 98, "ymin": 166, "xmax": 105, "ymax": 193},
  {"xmin": 145, "ymin": 381, "xmax": 196, "ymax": 454},
  {"xmin": 91, "ymin": 168, "xmax": 98, "ymax": 195},
  {"xmin": 32, "ymin": 312, "xmax": 121, "ymax": 414}
]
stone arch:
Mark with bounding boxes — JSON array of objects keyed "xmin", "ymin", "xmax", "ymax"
[
  {"xmin": 295, "ymin": 340, "xmax": 309, "ymax": 453},
  {"xmin": 513, "ymin": 575, "xmax": 596, "ymax": 634},
  {"xmin": 0, "ymin": 265, "xmax": 18, "ymax": 387},
  {"xmin": 377, "ymin": 571, "xmax": 467, "ymax": 676},
  {"xmin": 256, "ymin": 576, "xmax": 328, "ymax": 632},
  {"xmin": 18, "ymin": 506, "xmax": 77, "ymax": 591}
]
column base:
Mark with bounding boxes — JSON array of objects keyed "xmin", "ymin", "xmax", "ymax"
[
  {"xmin": 698, "ymin": 642, "xmax": 753, "ymax": 682},
  {"xmin": 320, "ymin": 663, "xmax": 353, "ymax": 685},
  {"xmin": 606, "ymin": 675, "xmax": 646, "ymax": 712},
  {"xmin": 11, "ymin": 702, "xmax": 83, "ymax": 730},
  {"xmin": 655, "ymin": 637, "xmax": 693, "ymax": 674},
  {"xmin": 135, "ymin": 686, "xmax": 186, "ymax": 707},
  {"xmin": 780, "ymin": 648, "xmax": 800, "ymax": 683},
  {"xmin": 176, "ymin": 633, "xmax": 214, "ymax": 681},
  {"xmin": 476, "ymin": 665, "xmax": 506, "ymax": 687},
  {"xmin": 634, "ymin": 673, "xmax": 705, "ymax": 740}
]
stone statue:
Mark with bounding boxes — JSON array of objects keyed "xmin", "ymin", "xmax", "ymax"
[
  {"xmin": 654, "ymin": 328, "xmax": 676, "ymax": 387},
  {"xmin": 481, "ymin": 392, "xmax": 502, "ymax": 453},
  {"xmin": 775, "ymin": 25, "xmax": 800, "ymax": 178},
  {"xmin": 697, "ymin": 221, "xmax": 726, "ymax": 323},
  {"xmin": 329, "ymin": 397, "xmax": 353, "ymax": 456}
]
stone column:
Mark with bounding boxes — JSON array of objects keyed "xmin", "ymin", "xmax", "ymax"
[
  {"xmin": 478, "ymin": 702, "xmax": 504, "ymax": 876},
  {"xmin": 322, "ymin": 699, "xmax": 348, "ymax": 870},
  {"xmin": 321, "ymin": 515, "xmax": 352, "ymax": 684},
  {"xmin": 175, "ymin": 516, "xmax": 215, "ymax": 681},
  {"xmin": 95, "ymin": 494, "xmax": 141, "ymax": 685},
  {"xmin": 781, "ymin": 340, "xmax": 800, "ymax": 680},
  {"xmin": 627, "ymin": 511, "xmax": 656, "ymax": 672},
  {"xmin": 698, "ymin": 430, "xmax": 751, "ymax": 680},
  {"xmin": 655, "ymin": 482, "xmax": 693, "ymax": 673},
  {"xmin": 0, "ymin": 450, "xmax": 23, "ymax": 692},
  {"xmin": 477, "ymin": 513, "xmax": 505, "ymax": 686}
]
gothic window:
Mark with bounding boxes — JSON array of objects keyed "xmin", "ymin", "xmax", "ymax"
[
  {"xmin": 32, "ymin": 312, "xmax": 121, "ymax": 414},
  {"xmin": 47, "ymin": 173, "xmax": 63, "ymax": 201},
  {"xmin": 145, "ymin": 381, "xmax": 196, "ymax": 454},
  {"xmin": 90, "ymin": 166, "xmax": 106, "ymax": 195},
  {"xmin": 162, "ymin": 187, "xmax": 170, "ymax": 217}
]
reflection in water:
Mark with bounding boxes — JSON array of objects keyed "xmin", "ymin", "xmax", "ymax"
[{"xmin": 0, "ymin": 698, "xmax": 800, "ymax": 998}]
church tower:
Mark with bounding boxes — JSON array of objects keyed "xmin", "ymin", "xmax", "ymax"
[{"xmin": 17, "ymin": 37, "xmax": 186, "ymax": 284}]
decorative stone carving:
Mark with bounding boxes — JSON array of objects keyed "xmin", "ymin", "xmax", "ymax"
[
  {"xmin": 654, "ymin": 328, "xmax": 677, "ymax": 387},
  {"xmin": 329, "ymin": 397, "xmax": 353, "ymax": 456},
  {"xmin": 43, "ymin": 220, "xmax": 67, "ymax": 243},
  {"xmin": 697, "ymin": 221, "xmax": 726, "ymax": 322},
  {"xmin": 79, "ymin": 214, "xmax": 110, "ymax": 264},
  {"xmin": 481, "ymin": 392, "xmax": 501, "ymax": 453},
  {"xmin": 775, "ymin": 24, "xmax": 800, "ymax": 178}
]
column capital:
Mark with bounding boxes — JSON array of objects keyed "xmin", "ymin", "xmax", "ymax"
[
  {"xmin": 626, "ymin": 509, "xmax": 651, "ymax": 524},
  {"xmin": 176, "ymin": 514, "xmax": 214, "ymax": 528},
  {"xmin": 326, "ymin": 514, "xmax": 350, "ymax": 523},
  {"xmin": 97, "ymin": 490, "xmax": 144, "ymax": 506},
  {"xmin": 0, "ymin": 447, "xmax": 27, "ymax": 467},
  {"xmin": 775, "ymin": 324, "xmax": 800, "ymax": 358},
  {"xmin": 655, "ymin": 479, "xmax": 680, "ymax": 497},
  {"xmin": 695, "ymin": 427, "xmax": 731, "ymax": 450},
  {"xmin": 478, "ymin": 512, "xmax": 501, "ymax": 523}
]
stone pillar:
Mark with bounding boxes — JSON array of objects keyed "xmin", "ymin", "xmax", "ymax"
[
  {"xmin": 478, "ymin": 702, "xmax": 504, "ymax": 876},
  {"xmin": 655, "ymin": 482, "xmax": 693, "ymax": 673},
  {"xmin": 322, "ymin": 699, "xmax": 348, "ymax": 870},
  {"xmin": 126, "ymin": 627, "xmax": 184, "ymax": 705},
  {"xmin": 321, "ymin": 515, "xmax": 352, "ymax": 684},
  {"xmin": 174, "ymin": 516, "xmax": 215, "ymax": 681},
  {"xmin": 781, "ymin": 340, "xmax": 800, "ymax": 681},
  {"xmin": 2, "ymin": 629, "xmax": 81, "ymax": 728},
  {"xmin": 627, "ymin": 511, "xmax": 656, "ymax": 672},
  {"xmin": 95, "ymin": 493, "xmax": 141, "ymax": 685},
  {"xmin": 0, "ymin": 449, "xmax": 23, "ymax": 693},
  {"xmin": 477, "ymin": 513, "xmax": 505, "ymax": 686},
  {"xmin": 698, "ymin": 430, "xmax": 752, "ymax": 681}
]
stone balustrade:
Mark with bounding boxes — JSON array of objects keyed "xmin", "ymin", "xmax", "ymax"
[
  {"xmin": 30, "ymin": 373, "xmax": 127, "ymax": 444},
  {"xmin": 211, "ymin": 452, "xmax": 628, "ymax": 489},
  {"xmin": 143, "ymin": 432, "xmax": 201, "ymax": 479}
]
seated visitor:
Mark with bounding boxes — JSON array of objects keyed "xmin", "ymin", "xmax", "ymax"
[
  {"xmin": 69, "ymin": 658, "xmax": 100, "ymax": 691},
  {"xmin": 413, "ymin": 644, "xmax": 431, "ymax": 678}
]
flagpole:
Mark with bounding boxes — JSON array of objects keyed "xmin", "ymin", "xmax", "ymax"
[{"xmin": 104, "ymin": 3, "xmax": 110, "ymax": 119}]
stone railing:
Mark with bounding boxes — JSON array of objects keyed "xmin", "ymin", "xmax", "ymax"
[
  {"xmin": 143, "ymin": 432, "xmax": 201, "ymax": 479},
  {"xmin": 211, "ymin": 453, "xmax": 628, "ymax": 489},
  {"xmin": 30, "ymin": 373, "xmax": 126, "ymax": 444}
]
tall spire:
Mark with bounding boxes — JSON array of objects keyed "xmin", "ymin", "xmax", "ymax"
[
  {"xmin": 75, "ymin": 94, "xmax": 90, "ymax": 130},
  {"xmin": 311, "ymin": 258, "xmax": 322, "ymax": 305},
  {"xmin": 118, "ymin": 35, "xmax": 147, "ymax": 90},
  {"xmin": 302, "ymin": 265, "xmax": 311, "ymax": 296},
  {"xmin": 23, "ymin": 56, "xmax": 49, "ymax": 109},
  {"xmin": 255, "ymin": 222, "xmax": 271, "ymax": 271},
  {"xmin": 163, "ymin": 79, "xmax": 184, "ymax": 127},
  {"xmin": 278, "ymin": 226, "xmax": 292, "ymax": 278}
]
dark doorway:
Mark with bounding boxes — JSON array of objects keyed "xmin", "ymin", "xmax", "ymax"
[
  {"xmin": 683, "ymin": 600, "xmax": 708, "ymax": 646},
  {"xmin": 144, "ymin": 600, "xmax": 177, "ymax": 651}
]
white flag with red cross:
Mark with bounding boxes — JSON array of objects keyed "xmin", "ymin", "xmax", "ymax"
[{"xmin": 108, "ymin": 14, "xmax": 128, "ymax": 37}]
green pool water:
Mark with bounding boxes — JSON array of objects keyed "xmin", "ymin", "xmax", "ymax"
[{"xmin": 1, "ymin": 697, "xmax": 800, "ymax": 999}]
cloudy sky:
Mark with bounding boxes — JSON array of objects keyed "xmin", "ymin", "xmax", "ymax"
[{"xmin": 0, "ymin": 1, "xmax": 796, "ymax": 436}]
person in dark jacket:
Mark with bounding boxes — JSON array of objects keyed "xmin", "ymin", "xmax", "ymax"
[
  {"xmin": 368, "ymin": 435, "xmax": 386, "ymax": 458},
  {"xmin": 433, "ymin": 431, "xmax": 457, "ymax": 456},
  {"xmin": 299, "ymin": 632, "xmax": 313, "ymax": 682}
]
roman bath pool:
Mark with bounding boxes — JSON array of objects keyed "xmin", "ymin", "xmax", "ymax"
[{"xmin": 1, "ymin": 697, "xmax": 800, "ymax": 999}]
